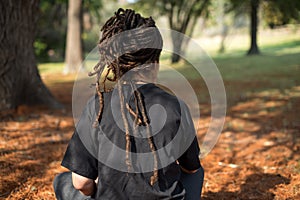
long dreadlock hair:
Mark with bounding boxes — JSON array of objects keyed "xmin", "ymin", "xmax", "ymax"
[{"xmin": 89, "ymin": 8, "xmax": 163, "ymax": 186}]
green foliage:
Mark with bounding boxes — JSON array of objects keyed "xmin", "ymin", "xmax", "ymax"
[
  {"xmin": 228, "ymin": 0, "xmax": 300, "ymax": 27},
  {"xmin": 34, "ymin": 0, "xmax": 122, "ymax": 62},
  {"xmin": 262, "ymin": 0, "xmax": 300, "ymax": 28},
  {"xmin": 262, "ymin": 2, "xmax": 285, "ymax": 28},
  {"xmin": 36, "ymin": 0, "xmax": 68, "ymax": 62},
  {"xmin": 83, "ymin": 0, "xmax": 103, "ymax": 24},
  {"xmin": 36, "ymin": 0, "xmax": 107, "ymax": 63},
  {"xmin": 82, "ymin": 29, "xmax": 99, "ymax": 53},
  {"xmin": 134, "ymin": 0, "xmax": 210, "ymax": 33},
  {"xmin": 34, "ymin": 39, "xmax": 48, "ymax": 60},
  {"xmin": 83, "ymin": 0, "xmax": 102, "ymax": 14},
  {"xmin": 134, "ymin": 0, "xmax": 211, "ymax": 62}
]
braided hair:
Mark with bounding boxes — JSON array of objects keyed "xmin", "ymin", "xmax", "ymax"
[{"xmin": 89, "ymin": 8, "xmax": 163, "ymax": 186}]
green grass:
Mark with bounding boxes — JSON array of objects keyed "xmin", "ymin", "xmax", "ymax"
[
  {"xmin": 213, "ymin": 52, "xmax": 300, "ymax": 81},
  {"xmin": 156, "ymin": 30, "xmax": 300, "ymax": 106},
  {"xmin": 260, "ymin": 39, "xmax": 300, "ymax": 55},
  {"xmin": 159, "ymin": 51, "xmax": 299, "ymax": 85},
  {"xmin": 158, "ymin": 30, "xmax": 300, "ymax": 82},
  {"xmin": 38, "ymin": 62, "xmax": 64, "ymax": 74},
  {"xmin": 38, "ymin": 29, "xmax": 300, "ymax": 88},
  {"xmin": 38, "ymin": 30, "xmax": 300, "ymax": 107}
]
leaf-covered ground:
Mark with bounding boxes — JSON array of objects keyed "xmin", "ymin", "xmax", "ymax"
[{"xmin": 1, "ymin": 67, "xmax": 300, "ymax": 200}]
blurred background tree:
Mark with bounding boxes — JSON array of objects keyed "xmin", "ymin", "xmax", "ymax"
[
  {"xmin": 64, "ymin": 0, "xmax": 83, "ymax": 73},
  {"xmin": 228, "ymin": 0, "xmax": 300, "ymax": 55},
  {"xmin": 34, "ymin": 0, "xmax": 300, "ymax": 64},
  {"xmin": 135, "ymin": 0, "xmax": 211, "ymax": 63},
  {"xmin": 64, "ymin": 0, "xmax": 102, "ymax": 73},
  {"xmin": 262, "ymin": 0, "xmax": 300, "ymax": 29},
  {"xmin": 36, "ymin": 0, "xmax": 67, "ymax": 62},
  {"xmin": 0, "ymin": 0, "xmax": 62, "ymax": 110},
  {"xmin": 36, "ymin": 0, "xmax": 102, "ymax": 69}
]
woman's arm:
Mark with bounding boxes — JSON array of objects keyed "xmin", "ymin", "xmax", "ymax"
[{"xmin": 72, "ymin": 172, "xmax": 96, "ymax": 196}]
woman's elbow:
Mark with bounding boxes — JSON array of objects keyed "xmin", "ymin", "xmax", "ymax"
[
  {"xmin": 72, "ymin": 179, "xmax": 89, "ymax": 191},
  {"xmin": 72, "ymin": 173, "xmax": 95, "ymax": 195}
]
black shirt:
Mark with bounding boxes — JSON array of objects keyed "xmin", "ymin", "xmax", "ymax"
[{"xmin": 62, "ymin": 83, "xmax": 201, "ymax": 199}]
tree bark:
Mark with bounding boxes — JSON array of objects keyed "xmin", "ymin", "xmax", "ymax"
[
  {"xmin": 167, "ymin": 0, "xmax": 210, "ymax": 63},
  {"xmin": 247, "ymin": 0, "xmax": 260, "ymax": 55},
  {"xmin": 218, "ymin": 0, "xmax": 228, "ymax": 53},
  {"xmin": 171, "ymin": 31, "xmax": 184, "ymax": 63},
  {"xmin": 169, "ymin": 2, "xmax": 192, "ymax": 64},
  {"xmin": 0, "ymin": 0, "xmax": 63, "ymax": 111},
  {"xmin": 64, "ymin": 0, "xmax": 83, "ymax": 73}
]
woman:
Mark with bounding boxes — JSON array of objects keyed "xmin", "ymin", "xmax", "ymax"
[{"xmin": 53, "ymin": 8, "xmax": 204, "ymax": 200}]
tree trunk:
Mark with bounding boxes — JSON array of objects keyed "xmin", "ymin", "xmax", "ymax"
[
  {"xmin": 0, "ymin": 0, "xmax": 62, "ymax": 111},
  {"xmin": 247, "ymin": 0, "xmax": 260, "ymax": 55},
  {"xmin": 171, "ymin": 31, "xmax": 184, "ymax": 63},
  {"xmin": 217, "ymin": 0, "xmax": 228, "ymax": 53},
  {"xmin": 64, "ymin": 0, "xmax": 83, "ymax": 74},
  {"xmin": 180, "ymin": 15, "xmax": 199, "ymax": 59},
  {"xmin": 167, "ymin": 0, "xmax": 210, "ymax": 63}
]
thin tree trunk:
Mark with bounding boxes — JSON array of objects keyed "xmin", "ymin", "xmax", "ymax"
[
  {"xmin": 0, "ymin": 0, "xmax": 62, "ymax": 111},
  {"xmin": 167, "ymin": 0, "xmax": 210, "ymax": 63},
  {"xmin": 247, "ymin": 0, "xmax": 260, "ymax": 55},
  {"xmin": 218, "ymin": 0, "xmax": 228, "ymax": 53},
  {"xmin": 169, "ymin": 8, "xmax": 190, "ymax": 63},
  {"xmin": 181, "ymin": 15, "xmax": 199, "ymax": 58},
  {"xmin": 64, "ymin": 0, "xmax": 83, "ymax": 74},
  {"xmin": 171, "ymin": 31, "xmax": 184, "ymax": 63}
]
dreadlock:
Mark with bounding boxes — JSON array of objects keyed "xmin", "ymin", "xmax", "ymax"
[{"xmin": 89, "ymin": 8, "xmax": 163, "ymax": 186}]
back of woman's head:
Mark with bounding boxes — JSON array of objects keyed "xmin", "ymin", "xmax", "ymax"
[{"xmin": 97, "ymin": 8, "xmax": 163, "ymax": 79}]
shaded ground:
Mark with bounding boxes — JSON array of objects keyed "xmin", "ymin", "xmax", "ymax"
[{"xmin": 1, "ymin": 70, "xmax": 300, "ymax": 199}]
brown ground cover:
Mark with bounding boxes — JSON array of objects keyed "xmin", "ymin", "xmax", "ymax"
[{"xmin": 0, "ymin": 72, "xmax": 300, "ymax": 199}]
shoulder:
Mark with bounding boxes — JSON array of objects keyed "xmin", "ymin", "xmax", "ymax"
[
  {"xmin": 142, "ymin": 84, "xmax": 187, "ymax": 115},
  {"xmin": 86, "ymin": 95, "xmax": 98, "ymax": 111},
  {"xmin": 80, "ymin": 95, "xmax": 99, "ymax": 122}
]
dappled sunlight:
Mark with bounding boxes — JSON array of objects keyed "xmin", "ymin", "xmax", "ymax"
[
  {"xmin": 0, "ymin": 99, "xmax": 74, "ymax": 199},
  {"xmin": 1, "ymin": 0, "xmax": 299, "ymax": 198},
  {"xmin": 0, "ymin": 114, "xmax": 73, "ymax": 199},
  {"xmin": 226, "ymin": 117, "xmax": 261, "ymax": 132},
  {"xmin": 1, "ymin": 61, "xmax": 299, "ymax": 199},
  {"xmin": 201, "ymin": 83, "xmax": 300, "ymax": 199},
  {"xmin": 1, "ymin": 27, "xmax": 299, "ymax": 199}
]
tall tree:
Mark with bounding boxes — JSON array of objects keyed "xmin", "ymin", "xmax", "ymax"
[
  {"xmin": 136, "ymin": 0, "xmax": 210, "ymax": 63},
  {"xmin": 228, "ymin": 0, "xmax": 260, "ymax": 55},
  {"xmin": 64, "ymin": 0, "xmax": 83, "ymax": 73},
  {"xmin": 216, "ymin": 0, "xmax": 229, "ymax": 53},
  {"xmin": 63, "ymin": 0, "xmax": 103, "ymax": 73},
  {"xmin": 0, "ymin": 0, "xmax": 62, "ymax": 110},
  {"xmin": 248, "ymin": 0, "xmax": 260, "ymax": 55},
  {"xmin": 229, "ymin": 0, "xmax": 300, "ymax": 55}
]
